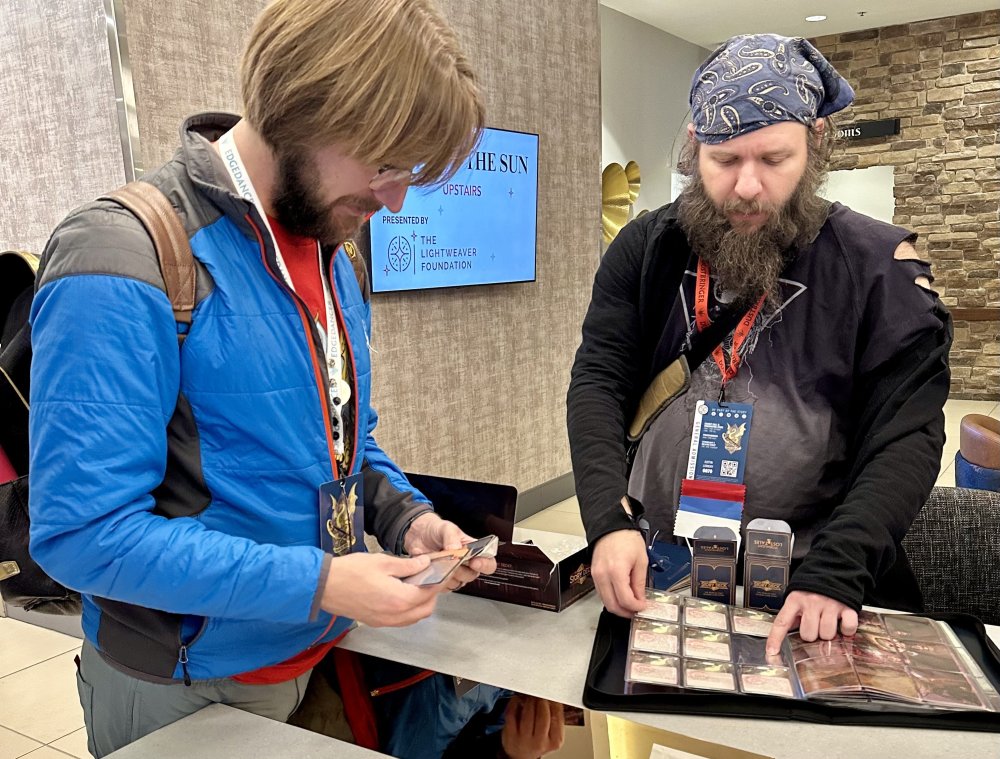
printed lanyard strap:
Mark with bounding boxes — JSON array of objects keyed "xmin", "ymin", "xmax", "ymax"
[
  {"xmin": 693, "ymin": 258, "xmax": 765, "ymax": 385},
  {"xmin": 217, "ymin": 130, "xmax": 347, "ymax": 457}
]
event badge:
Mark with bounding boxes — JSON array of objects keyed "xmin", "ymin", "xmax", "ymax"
[
  {"xmin": 686, "ymin": 401, "xmax": 754, "ymax": 484},
  {"xmin": 674, "ymin": 401, "xmax": 754, "ymax": 541},
  {"xmin": 319, "ymin": 473, "xmax": 365, "ymax": 556}
]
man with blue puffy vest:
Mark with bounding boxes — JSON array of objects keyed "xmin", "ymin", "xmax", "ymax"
[{"xmin": 28, "ymin": 1, "xmax": 510, "ymax": 755}]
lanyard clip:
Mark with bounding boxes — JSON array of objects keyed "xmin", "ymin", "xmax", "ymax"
[{"xmin": 718, "ymin": 382, "xmax": 726, "ymax": 404}]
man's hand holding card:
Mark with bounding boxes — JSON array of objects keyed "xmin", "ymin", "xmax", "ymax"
[{"xmin": 402, "ymin": 512, "xmax": 498, "ymax": 589}]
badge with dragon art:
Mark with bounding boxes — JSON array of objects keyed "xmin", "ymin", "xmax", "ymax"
[
  {"xmin": 688, "ymin": 401, "xmax": 754, "ymax": 483},
  {"xmin": 320, "ymin": 473, "xmax": 365, "ymax": 555}
]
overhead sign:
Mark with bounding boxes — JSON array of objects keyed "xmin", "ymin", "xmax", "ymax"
[{"xmin": 836, "ymin": 118, "xmax": 901, "ymax": 141}]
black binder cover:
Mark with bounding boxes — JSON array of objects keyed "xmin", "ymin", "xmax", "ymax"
[{"xmin": 584, "ymin": 609, "xmax": 1000, "ymax": 732}]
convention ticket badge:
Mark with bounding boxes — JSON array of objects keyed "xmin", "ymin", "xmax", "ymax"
[
  {"xmin": 682, "ymin": 627, "xmax": 732, "ymax": 661},
  {"xmin": 739, "ymin": 665, "xmax": 796, "ymax": 698},
  {"xmin": 626, "ymin": 651, "xmax": 680, "ymax": 687},
  {"xmin": 729, "ymin": 607, "xmax": 775, "ymax": 638},
  {"xmin": 630, "ymin": 619, "xmax": 681, "ymax": 656},
  {"xmin": 673, "ymin": 400, "xmax": 751, "ymax": 541},
  {"xmin": 319, "ymin": 473, "xmax": 365, "ymax": 556},
  {"xmin": 682, "ymin": 660, "xmax": 736, "ymax": 692},
  {"xmin": 636, "ymin": 589, "xmax": 681, "ymax": 623},
  {"xmin": 688, "ymin": 401, "xmax": 754, "ymax": 483},
  {"xmin": 682, "ymin": 597, "xmax": 729, "ymax": 631}
]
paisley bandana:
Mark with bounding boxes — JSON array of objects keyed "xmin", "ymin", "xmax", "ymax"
[{"xmin": 689, "ymin": 33, "xmax": 855, "ymax": 144}]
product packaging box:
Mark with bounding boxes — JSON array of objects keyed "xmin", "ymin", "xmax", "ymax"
[
  {"xmin": 404, "ymin": 472, "xmax": 594, "ymax": 611},
  {"xmin": 691, "ymin": 525, "xmax": 738, "ymax": 605},
  {"xmin": 744, "ymin": 518, "xmax": 793, "ymax": 612}
]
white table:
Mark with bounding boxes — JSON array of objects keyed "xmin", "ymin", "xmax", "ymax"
[
  {"xmin": 105, "ymin": 703, "xmax": 384, "ymax": 758},
  {"xmin": 341, "ymin": 591, "xmax": 1000, "ymax": 759}
]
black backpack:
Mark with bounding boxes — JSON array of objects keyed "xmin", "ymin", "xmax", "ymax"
[{"xmin": 0, "ymin": 182, "xmax": 197, "ymax": 614}]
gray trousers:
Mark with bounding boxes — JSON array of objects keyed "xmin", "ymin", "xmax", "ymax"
[{"xmin": 76, "ymin": 641, "xmax": 311, "ymax": 758}]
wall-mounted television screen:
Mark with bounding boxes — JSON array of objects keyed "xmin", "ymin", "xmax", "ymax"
[{"xmin": 366, "ymin": 127, "xmax": 538, "ymax": 293}]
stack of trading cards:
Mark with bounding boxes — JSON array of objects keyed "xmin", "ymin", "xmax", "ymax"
[{"xmin": 789, "ymin": 612, "xmax": 999, "ymax": 711}]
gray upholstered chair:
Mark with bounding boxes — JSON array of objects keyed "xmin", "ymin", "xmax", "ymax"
[{"xmin": 902, "ymin": 486, "xmax": 1000, "ymax": 625}]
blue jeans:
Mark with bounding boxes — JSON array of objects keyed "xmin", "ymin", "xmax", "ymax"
[{"xmin": 366, "ymin": 660, "xmax": 510, "ymax": 759}]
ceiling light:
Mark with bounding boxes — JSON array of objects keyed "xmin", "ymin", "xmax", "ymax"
[{"xmin": 805, "ymin": 15, "xmax": 827, "ymax": 22}]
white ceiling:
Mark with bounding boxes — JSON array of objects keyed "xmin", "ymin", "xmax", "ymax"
[{"xmin": 600, "ymin": 0, "xmax": 1000, "ymax": 48}]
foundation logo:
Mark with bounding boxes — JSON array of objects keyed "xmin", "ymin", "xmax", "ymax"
[{"xmin": 387, "ymin": 236, "xmax": 412, "ymax": 273}]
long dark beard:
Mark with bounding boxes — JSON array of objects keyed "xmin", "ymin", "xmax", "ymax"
[{"xmin": 677, "ymin": 148, "xmax": 830, "ymax": 309}]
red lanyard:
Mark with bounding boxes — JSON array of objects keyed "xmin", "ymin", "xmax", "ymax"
[{"xmin": 694, "ymin": 259, "xmax": 765, "ymax": 385}]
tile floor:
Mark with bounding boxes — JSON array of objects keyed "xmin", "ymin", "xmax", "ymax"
[{"xmin": 0, "ymin": 398, "xmax": 996, "ymax": 758}]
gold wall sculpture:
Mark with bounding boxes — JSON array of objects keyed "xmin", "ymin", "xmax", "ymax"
[{"xmin": 602, "ymin": 161, "xmax": 641, "ymax": 245}]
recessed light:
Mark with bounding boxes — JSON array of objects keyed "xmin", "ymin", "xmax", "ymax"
[{"xmin": 805, "ymin": 15, "xmax": 827, "ymax": 22}]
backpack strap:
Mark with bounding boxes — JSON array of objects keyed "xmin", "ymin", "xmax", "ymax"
[
  {"xmin": 342, "ymin": 239, "xmax": 370, "ymax": 303},
  {"xmin": 100, "ymin": 182, "xmax": 196, "ymax": 327}
]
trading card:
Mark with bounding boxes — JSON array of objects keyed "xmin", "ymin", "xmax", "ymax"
[
  {"xmin": 851, "ymin": 632, "xmax": 907, "ymax": 654},
  {"xmin": 630, "ymin": 619, "xmax": 681, "ymax": 656},
  {"xmin": 401, "ymin": 546, "xmax": 469, "ymax": 586},
  {"xmin": 855, "ymin": 610, "xmax": 887, "ymax": 635},
  {"xmin": 730, "ymin": 607, "xmax": 774, "ymax": 637},
  {"xmin": 739, "ymin": 665, "xmax": 795, "ymax": 698},
  {"xmin": 790, "ymin": 638, "xmax": 846, "ymax": 662},
  {"xmin": 884, "ymin": 614, "xmax": 943, "ymax": 643},
  {"xmin": 464, "ymin": 534, "xmax": 500, "ymax": 560},
  {"xmin": 683, "ymin": 598, "xmax": 729, "ymax": 631},
  {"xmin": 842, "ymin": 637, "xmax": 905, "ymax": 667},
  {"xmin": 901, "ymin": 641, "xmax": 963, "ymax": 673},
  {"xmin": 853, "ymin": 660, "xmax": 920, "ymax": 701},
  {"xmin": 910, "ymin": 669, "xmax": 986, "ymax": 710},
  {"xmin": 683, "ymin": 660, "xmax": 736, "ymax": 692},
  {"xmin": 626, "ymin": 651, "xmax": 680, "ymax": 687},
  {"xmin": 795, "ymin": 655, "xmax": 860, "ymax": 695},
  {"xmin": 732, "ymin": 635, "xmax": 787, "ymax": 668},
  {"xmin": 683, "ymin": 627, "xmax": 732, "ymax": 661},
  {"xmin": 637, "ymin": 589, "xmax": 681, "ymax": 623}
]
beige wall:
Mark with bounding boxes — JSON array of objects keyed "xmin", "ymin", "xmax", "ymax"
[
  {"xmin": 0, "ymin": 0, "xmax": 126, "ymax": 252},
  {"xmin": 811, "ymin": 10, "xmax": 1000, "ymax": 400},
  {"xmin": 121, "ymin": 0, "xmax": 602, "ymax": 489}
]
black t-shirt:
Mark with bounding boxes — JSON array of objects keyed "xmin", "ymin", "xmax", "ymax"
[{"xmin": 629, "ymin": 202, "xmax": 941, "ymax": 556}]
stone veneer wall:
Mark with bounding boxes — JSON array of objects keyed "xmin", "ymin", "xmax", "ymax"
[{"xmin": 812, "ymin": 11, "xmax": 999, "ymax": 400}]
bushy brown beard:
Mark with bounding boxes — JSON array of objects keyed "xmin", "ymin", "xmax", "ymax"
[
  {"xmin": 676, "ymin": 143, "xmax": 830, "ymax": 310},
  {"xmin": 272, "ymin": 150, "xmax": 381, "ymax": 247}
]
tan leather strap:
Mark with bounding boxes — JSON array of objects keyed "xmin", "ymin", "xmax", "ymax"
[
  {"xmin": 100, "ymin": 182, "xmax": 196, "ymax": 325},
  {"xmin": 628, "ymin": 355, "xmax": 691, "ymax": 442},
  {"xmin": 342, "ymin": 240, "xmax": 370, "ymax": 303}
]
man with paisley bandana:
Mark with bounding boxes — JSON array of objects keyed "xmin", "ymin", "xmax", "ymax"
[{"xmin": 568, "ymin": 34, "xmax": 950, "ymax": 655}]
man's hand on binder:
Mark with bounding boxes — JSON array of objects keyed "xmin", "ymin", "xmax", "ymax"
[
  {"xmin": 766, "ymin": 590, "xmax": 858, "ymax": 655},
  {"xmin": 591, "ymin": 529, "xmax": 648, "ymax": 617}
]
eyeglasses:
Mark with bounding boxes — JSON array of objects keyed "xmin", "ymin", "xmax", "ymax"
[{"xmin": 369, "ymin": 165, "xmax": 416, "ymax": 193}]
